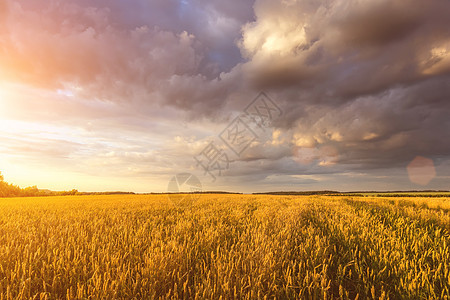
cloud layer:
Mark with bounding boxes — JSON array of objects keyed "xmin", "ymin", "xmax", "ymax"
[{"xmin": 0, "ymin": 0, "xmax": 450, "ymax": 191}]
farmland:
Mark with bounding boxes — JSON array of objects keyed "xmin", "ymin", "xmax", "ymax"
[{"xmin": 0, "ymin": 194, "xmax": 448, "ymax": 299}]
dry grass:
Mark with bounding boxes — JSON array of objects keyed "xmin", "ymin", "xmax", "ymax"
[{"xmin": 0, "ymin": 194, "xmax": 448, "ymax": 299}]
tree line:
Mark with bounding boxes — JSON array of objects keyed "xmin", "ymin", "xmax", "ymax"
[
  {"xmin": 0, "ymin": 172, "xmax": 79, "ymax": 197},
  {"xmin": 0, "ymin": 172, "xmax": 137, "ymax": 198}
]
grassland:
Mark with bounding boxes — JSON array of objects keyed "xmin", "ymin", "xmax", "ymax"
[{"xmin": 0, "ymin": 194, "xmax": 448, "ymax": 299}]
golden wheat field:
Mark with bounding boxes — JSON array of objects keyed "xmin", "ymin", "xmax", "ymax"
[{"xmin": 0, "ymin": 194, "xmax": 448, "ymax": 299}]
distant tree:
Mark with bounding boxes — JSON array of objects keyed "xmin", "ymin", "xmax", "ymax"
[
  {"xmin": 0, "ymin": 171, "xmax": 40, "ymax": 197},
  {"xmin": 23, "ymin": 186, "xmax": 39, "ymax": 197}
]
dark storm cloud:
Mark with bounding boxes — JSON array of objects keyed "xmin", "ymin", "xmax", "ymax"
[
  {"xmin": 332, "ymin": 1, "xmax": 424, "ymax": 47},
  {"xmin": 241, "ymin": 0, "xmax": 450, "ymax": 97}
]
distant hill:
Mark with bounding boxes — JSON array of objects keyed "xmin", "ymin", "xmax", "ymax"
[
  {"xmin": 253, "ymin": 191, "xmax": 340, "ymax": 195},
  {"xmin": 254, "ymin": 191, "xmax": 450, "ymax": 197}
]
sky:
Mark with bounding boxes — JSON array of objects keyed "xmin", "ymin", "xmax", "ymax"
[{"xmin": 1, "ymin": 0, "xmax": 450, "ymax": 193}]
